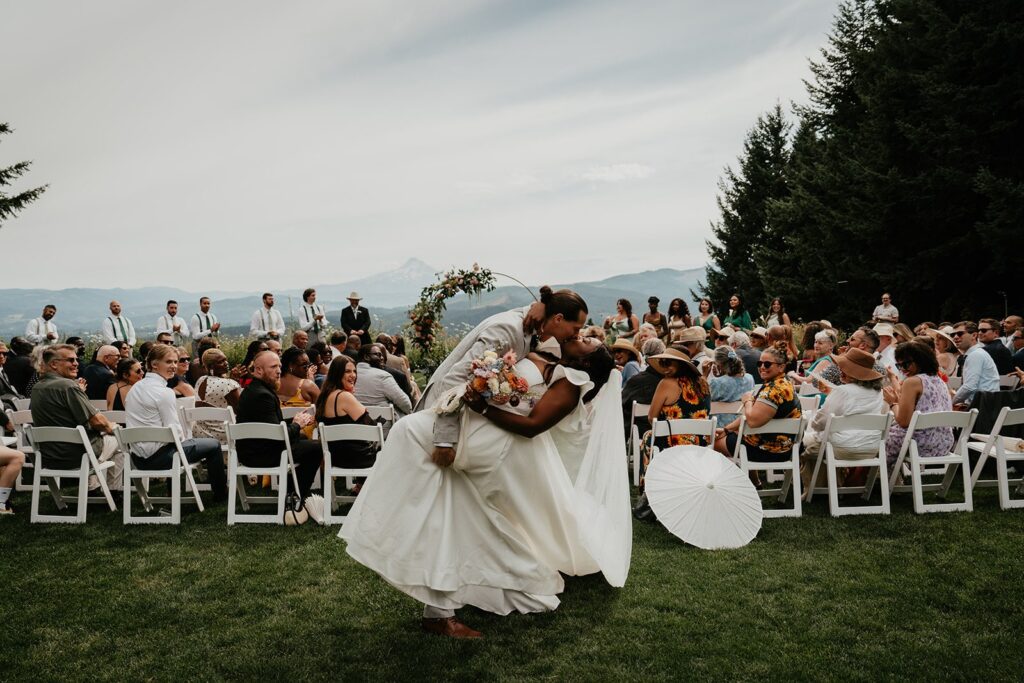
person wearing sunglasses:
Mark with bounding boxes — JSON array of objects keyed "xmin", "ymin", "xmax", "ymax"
[
  {"xmin": 713, "ymin": 342, "xmax": 802, "ymax": 466},
  {"xmin": 949, "ymin": 321, "xmax": 1000, "ymax": 409},
  {"xmin": 166, "ymin": 346, "xmax": 195, "ymax": 399},
  {"xmin": 882, "ymin": 340, "xmax": 954, "ymax": 467},
  {"xmin": 277, "ymin": 345, "xmax": 321, "ymax": 408},
  {"xmin": 977, "ymin": 318, "xmax": 1014, "ymax": 374},
  {"xmin": 106, "ymin": 358, "xmax": 144, "ymax": 411}
]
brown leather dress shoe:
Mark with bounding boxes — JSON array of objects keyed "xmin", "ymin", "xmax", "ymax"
[{"xmin": 421, "ymin": 617, "xmax": 483, "ymax": 639}]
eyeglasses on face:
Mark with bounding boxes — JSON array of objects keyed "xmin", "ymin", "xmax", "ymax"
[
  {"xmin": 56, "ymin": 357, "xmax": 79, "ymax": 364},
  {"xmin": 977, "ymin": 328, "xmax": 994, "ymax": 333},
  {"xmin": 896, "ymin": 360, "xmax": 914, "ymax": 371},
  {"xmin": 951, "ymin": 331, "xmax": 969, "ymax": 338},
  {"xmin": 757, "ymin": 360, "xmax": 781, "ymax": 368},
  {"xmin": 177, "ymin": 358, "xmax": 191, "ymax": 363}
]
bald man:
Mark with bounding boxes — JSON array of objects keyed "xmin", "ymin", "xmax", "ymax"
[
  {"xmin": 101, "ymin": 300, "xmax": 137, "ymax": 346},
  {"xmin": 82, "ymin": 344, "xmax": 120, "ymax": 401}
]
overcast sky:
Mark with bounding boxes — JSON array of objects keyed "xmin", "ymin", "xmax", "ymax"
[{"xmin": 2, "ymin": 0, "xmax": 836, "ymax": 291}]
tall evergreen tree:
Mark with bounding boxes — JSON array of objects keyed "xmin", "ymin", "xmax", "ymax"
[
  {"xmin": 0, "ymin": 123, "xmax": 47, "ymax": 227},
  {"xmin": 700, "ymin": 104, "xmax": 792, "ymax": 317}
]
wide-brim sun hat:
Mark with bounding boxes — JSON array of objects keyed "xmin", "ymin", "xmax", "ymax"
[
  {"xmin": 872, "ymin": 322, "xmax": 894, "ymax": 338},
  {"xmin": 714, "ymin": 326, "xmax": 735, "ymax": 340},
  {"xmin": 751, "ymin": 326, "xmax": 768, "ymax": 338},
  {"xmin": 647, "ymin": 346, "xmax": 700, "ymax": 378},
  {"xmin": 675, "ymin": 326, "xmax": 707, "ymax": 344},
  {"xmin": 836, "ymin": 348, "xmax": 883, "ymax": 381},
  {"xmin": 926, "ymin": 326, "xmax": 957, "ymax": 349},
  {"xmin": 610, "ymin": 338, "xmax": 640, "ymax": 362}
]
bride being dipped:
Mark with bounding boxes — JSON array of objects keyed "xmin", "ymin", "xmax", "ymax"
[{"xmin": 338, "ymin": 287, "xmax": 631, "ymax": 639}]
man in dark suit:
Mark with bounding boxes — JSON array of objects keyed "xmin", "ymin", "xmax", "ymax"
[
  {"xmin": 340, "ymin": 291, "xmax": 372, "ymax": 345},
  {"xmin": 235, "ymin": 351, "xmax": 323, "ymax": 503},
  {"xmin": 81, "ymin": 345, "xmax": 119, "ymax": 401},
  {"xmin": 4, "ymin": 337, "xmax": 36, "ymax": 396},
  {"xmin": 0, "ymin": 341, "xmax": 27, "ymax": 433}
]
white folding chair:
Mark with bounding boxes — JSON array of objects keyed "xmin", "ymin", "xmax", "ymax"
[
  {"xmin": 281, "ymin": 406, "xmax": 312, "ymax": 421},
  {"xmin": 89, "ymin": 399, "xmax": 108, "ymax": 411},
  {"xmin": 889, "ymin": 409, "xmax": 978, "ymax": 514},
  {"xmin": 180, "ymin": 406, "xmax": 235, "ymax": 492},
  {"xmin": 226, "ymin": 422, "xmax": 295, "ymax": 525},
  {"xmin": 710, "ymin": 401, "xmax": 743, "ymax": 416},
  {"xmin": 733, "ymin": 416, "xmax": 806, "ymax": 518},
  {"xmin": 7, "ymin": 409, "xmax": 35, "ymax": 492},
  {"xmin": 13, "ymin": 397, "xmax": 31, "ymax": 411},
  {"xmin": 647, "ymin": 418, "xmax": 716, "ymax": 456},
  {"xmin": 799, "ymin": 395, "xmax": 820, "ymax": 415},
  {"xmin": 320, "ymin": 422, "xmax": 384, "ymax": 524},
  {"xmin": 998, "ymin": 374, "xmax": 1020, "ymax": 391},
  {"xmin": 798, "ymin": 382, "xmax": 819, "ymax": 396},
  {"xmin": 968, "ymin": 407, "xmax": 1024, "ymax": 509},
  {"xmin": 806, "ymin": 413, "xmax": 893, "ymax": 516},
  {"xmin": 364, "ymin": 404, "xmax": 396, "ymax": 437},
  {"xmin": 629, "ymin": 402, "xmax": 651, "ymax": 485},
  {"xmin": 115, "ymin": 425, "xmax": 205, "ymax": 524},
  {"xmin": 25, "ymin": 425, "xmax": 117, "ymax": 523},
  {"xmin": 100, "ymin": 410, "xmax": 128, "ymax": 426}
]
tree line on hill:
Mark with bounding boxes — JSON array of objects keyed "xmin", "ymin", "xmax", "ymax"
[{"xmin": 700, "ymin": 0, "xmax": 1023, "ymax": 328}]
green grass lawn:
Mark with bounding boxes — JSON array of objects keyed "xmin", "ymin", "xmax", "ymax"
[{"xmin": 2, "ymin": 485, "xmax": 1023, "ymax": 682}]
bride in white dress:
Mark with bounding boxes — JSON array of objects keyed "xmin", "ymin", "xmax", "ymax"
[{"xmin": 339, "ymin": 336, "xmax": 630, "ymax": 637}]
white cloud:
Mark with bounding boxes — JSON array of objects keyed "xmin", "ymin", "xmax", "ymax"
[{"xmin": 578, "ymin": 163, "xmax": 655, "ymax": 183}]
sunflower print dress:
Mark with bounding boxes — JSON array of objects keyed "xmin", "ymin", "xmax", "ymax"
[{"xmin": 639, "ymin": 377, "xmax": 711, "ymax": 490}]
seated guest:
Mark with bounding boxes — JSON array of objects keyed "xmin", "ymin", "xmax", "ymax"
[
  {"xmin": 291, "ymin": 330, "xmax": 309, "ymax": 351},
  {"xmin": 873, "ymin": 323, "xmax": 897, "ymax": 373},
  {"xmin": 307, "ymin": 342, "xmax": 330, "ymax": 386},
  {"xmin": 314, "ymin": 355, "xmax": 377, "ymax": 469},
  {"xmin": 167, "ymin": 346, "xmax": 196, "ymax": 397},
  {"xmin": 373, "ymin": 343, "xmax": 415, "ymax": 403},
  {"xmin": 622, "ymin": 338, "xmax": 666, "ymax": 440},
  {"xmin": 631, "ymin": 323, "xmax": 659, "ymax": 355},
  {"xmin": 713, "ymin": 342, "xmax": 802, "ymax": 465},
  {"xmin": 707, "ymin": 346, "xmax": 754, "ymax": 427},
  {"xmin": 1011, "ymin": 328, "xmax": 1024, "ymax": 370},
  {"xmin": 792, "ymin": 329, "xmax": 841, "ymax": 402},
  {"xmin": 385, "ymin": 335, "xmax": 420, "ymax": 403},
  {"xmin": 0, "ymin": 442, "xmax": 25, "ymax": 514},
  {"xmin": 67, "ymin": 337, "xmax": 88, "ymax": 366},
  {"xmin": 329, "ymin": 331, "xmax": 348, "ymax": 359},
  {"xmin": 277, "ymin": 346, "xmax": 321, "ymax": 407},
  {"xmin": 642, "ymin": 345, "xmax": 711, "ymax": 482},
  {"xmin": 231, "ymin": 340, "xmax": 269, "ymax": 387},
  {"xmin": 1001, "ymin": 316, "xmax": 1022, "ymax": 351},
  {"xmin": 711, "ymin": 326, "xmax": 734, "ymax": 349},
  {"xmin": 31, "ymin": 344, "xmax": 123, "ymax": 492},
  {"xmin": 978, "ymin": 318, "xmax": 1013, "ymax": 374},
  {"xmin": 235, "ymin": 351, "xmax": 322, "ymax": 505},
  {"xmin": 112, "ymin": 340, "xmax": 132, "ymax": 360},
  {"xmin": 845, "ymin": 326, "xmax": 887, "ymax": 378},
  {"xmin": 125, "ymin": 345, "xmax": 225, "ymax": 499},
  {"xmin": 767, "ymin": 325, "xmax": 799, "ymax": 372},
  {"xmin": 107, "ymin": 358, "xmax": 144, "ymax": 410},
  {"xmin": 354, "ymin": 344, "xmax": 413, "ymax": 417},
  {"xmin": 925, "ymin": 326, "xmax": 960, "ymax": 378},
  {"xmin": 730, "ymin": 331, "xmax": 761, "ymax": 377},
  {"xmin": 580, "ymin": 325, "xmax": 606, "ymax": 343},
  {"xmin": 950, "ymin": 321, "xmax": 1000, "ymax": 408},
  {"xmin": 749, "ymin": 327, "xmax": 768, "ymax": 350},
  {"xmin": 611, "ymin": 339, "xmax": 642, "ymax": 384},
  {"xmin": 193, "ymin": 348, "xmax": 241, "ymax": 444},
  {"xmin": 799, "ymin": 322, "xmax": 825, "ymax": 365},
  {"xmin": 800, "ymin": 349, "xmax": 886, "ymax": 495},
  {"xmin": 156, "ymin": 332, "xmax": 174, "ymax": 345},
  {"xmin": 266, "ymin": 339, "xmax": 283, "ymax": 357},
  {"xmin": 892, "ymin": 323, "xmax": 915, "ymax": 346},
  {"xmin": 882, "ymin": 340, "xmax": 953, "ymax": 469},
  {"xmin": 137, "ymin": 341, "xmax": 156, "ymax": 368},
  {"xmin": 0, "ymin": 340, "xmax": 27, "ymax": 415},
  {"xmin": 5, "ymin": 337, "xmax": 36, "ymax": 395},
  {"xmin": 674, "ymin": 326, "xmax": 712, "ymax": 374},
  {"xmin": 344, "ymin": 334, "xmax": 362, "ymax": 360},
  {"xmin": 188, "ymin": 336, "xmax": 220, "ymax": 385},
  {"xmin": 82, "ymin": 345, "xmax": 120, "ymax": 401}
]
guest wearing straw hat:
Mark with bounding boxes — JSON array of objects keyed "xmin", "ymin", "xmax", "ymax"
[
  {"xmin": 341, "ymin": 291, "xmax": 372, "ymax": 345},
  {"xmin": 674, "ymin": 326, "xmax": 712, "ymax": 374},
  {"xmin": 799, "ymin": 348, "xmax": 887, "ymax": 495},
  {"xmin": 749, "ymin": 326, "xmax": 768, "ymax": 350},
  {"xmin": 873, "ymin": 322, "xmax": 897, "ymax": 373},
  {"xmin": 925, "ymin": 326, "xmax": 960, "ymax": 378},
  {"xmin": 611, "ymin": 338, "xmax": 642, "ymax": 384},
  {"xmin": 641, "ymin": 345, "xmax": 711, "ymax": 482}
]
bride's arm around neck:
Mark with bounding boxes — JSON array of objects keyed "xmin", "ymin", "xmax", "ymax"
[{"xmin": 471, "ymin": 379, "xmax": 580, "ymax": 439}]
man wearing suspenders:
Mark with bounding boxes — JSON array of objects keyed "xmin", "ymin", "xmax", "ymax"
[
  {"xmin": 101, "ymin": 300, "xmax": 137, "ymax": 346},
  {"xmin": 156, "ymin": 300, "xmax": 191, "ymax": 347},
  {"xmin": 250, "ymin": 293, "xmax": 285, "ymax": 340},
  {"xmin": 189, "ymin": 297, "xmax": 221, "ymax": 341},
  {"xmin": 25, "ymin": 305, "xmax": 59, "ymax": 346},
  {"xmin": 298, "ymin": 288, "xmax": 328, "ymax": 346}
]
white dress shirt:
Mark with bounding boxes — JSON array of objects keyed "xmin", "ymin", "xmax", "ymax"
[
  {"xmin": 26, "ymin": 317, "xmax": 58, "ymax": 345},
  {"xmin": 354, "ymin": 362, "xmax": 413, "ymax": 416},
  {"xmin": 802, "ymin": 383, "xmax": 888, "ymax": 455},
  {"xmin": 124, "ymin": 373, "xmax": 183, "ymax": 458},
  {"xmin": 102, "ymin": 315, "xmax": 137, "ymax": 345},
  {"xmin": 952, "ymin": 343, "xmax": 1001, "ymax": 405},
  {"xmin": 189, "ymin": 311, "xmax": 219, "ymax": 340},
  {"xmin": 250, "ymin": 307, "xmax": 285, "ymax": 339},
  {"xmin": 299, "ymin": 303, "xmax": 327, "ymax": 342},
  {"xmin": 156, "ymin": 314, "xmax": 191, "ymax": 343}
]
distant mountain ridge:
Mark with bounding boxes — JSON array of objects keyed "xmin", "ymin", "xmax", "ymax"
[{"xmin": 0, "ymin": 260, "xmax": 707, "ymax": 339}]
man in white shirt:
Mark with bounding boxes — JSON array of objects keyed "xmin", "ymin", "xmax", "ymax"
[
  {"xmin": 298, "ymin": 288, "xmax": 328, "ymax": 346},
  {"xmin": 189, "ymin": 297, "xmax": 220, "ymax": 341},
  {"xmin": 101, "ymin": 300, "xmax": 137, "ymax": 346},
  {"xmin": 26, "ymin": 304, "xmax": 59, "ymax": 346},
  {"xmin": 250, "ymin": 292, "xmax": 285, "ymax": 340},
  {"xmin": 951, "ymin": 321, "xmax": 1000, "ymax": 408},
  {"xmin": 156, "ymin": 300, "xmax": 191, "ymax": 346},
  {"xmin": 872, "ymin": 293, "xmax": 899, "ymax": 323},
  {"xmin": 354, "ymin": 345, "xmax": 413, "ymax": 417}
]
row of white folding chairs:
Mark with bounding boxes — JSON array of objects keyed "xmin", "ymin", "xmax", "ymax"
[{"xmin": 946, "ymin": 374, "xmax": 1020, "ymax": 392}]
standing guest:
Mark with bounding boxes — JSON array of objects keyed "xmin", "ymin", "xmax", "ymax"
[
  {"xmin": 1000, "ymin": 316, "xmax": 1022, "ymax": 352},
  {"xmin": 31, "ymin": 344, "xmax": 122, "ymax": 492},
  {"xmin": 708, "ymin": 346, "xmax": 754, "ymax": 427},
  {"xmin": 764, "ymin": 297, "xmax": 791, "ymax": 327},
  {"xmin": 277, "ymin": 346, "xmax": 321, "ymax": 407},
  {"xmin": 231, "ymin": 340, "xmax": 269, "ymax": 388},
  {"xmin": 603, "ymin": 299, "xmax": 639, "ymax": 344},
  {"xmin": 722, "ymin": 293, "xmax": 753, "ymax": 331},
  {"xmin": 112, "ymin": 340, "xmax": 132, "ymax": 360},
  {"xmin": 354, "ymin": 344, "xmax": 413, "ymax": 417},
  {"xmin": 156, "ymin": 300, "xmax": 190, "ymax": 346},
  {"xmin": 81, "ymin": 345, "xmax": 119, "ymax": 401},
  {"xmin": 291, "ymin": 330, "xmax": 310, "ymax": 351},
  {"xmin": 193, "ymin": 348, "xmax": 241, "ymax": 444},
  {"xmin": 925, "ymin": 326, "xmax": 960, "ymax": 378},
  {"xmin": 882, "ymin": 341, "xmax": 953, "ymax": 467},
  {"xmin": 298, "ymin": 288, "xmax": 328, "ymax": 346},
  {"xmin": 313, "ymin": 355, "xmax": 378, "ymax": 469},
  {"xmin": 189, "ymin": 297, "xmax": 220, "ymax": 341},
  {"xmin": 696, "ymin": 298, "xmax": 721, "ymax": 349},
  {"xmin": 642, "ymin": 297, "xmax": 669, "ymax": 341},
  {"xmin": 168, "ymin": 347, "xmax": 196, "ymax": 397},
  {"xmin": 666, "ymin": 298, "xmax": 692, "ymax": 342},
  {"xmin": 340, "ymin": 291, "xmax": 372, "ymax": 345},
  {"xmin": 749, "ymin": 326, "xmax": 768, "ymax": 350},
  {"xmin": 978, "ymin": 318, "xmax": 1013, "ymax": 374},
  {"xmin": 25, "ymin": 305, "xmax": 59, "ymax": 346},
  {"xmin": 872, "ymin": 293, "xmax": 899, "ymax": 323},
  {"xmin": 344, "ymin": 334, "xmax": 362, "ymax": 360},
  {"xmin": 124, "ymin": 344, "xmax": 226, "ymax": 500},
  {"xmin": 730, "ymin": 331, "xmax": 761, "ymax": 378},
  {"xmin": 250, "ymin": 292, "xmax": 285, "ymax": 341},
  {"xmin": 611, "ymin": 339, "xmax": 642, "ymax": 384},
  {"xmin": 951, "ymin": 321, "xmax": 1000, "ymax": 408},
  {"xmin": 621, "ymin": 338, "xmax": 666, "ymax": 441},
  {"xmin": 188, "ymin": 337, "xmax": 220, "ymax": 385},
  {"xmin": 713, "ymin": 342, "xmax": 802, "ymax": 466},
  {"xmin": 643, "ymin": 346, "xmax": 711, "ymax": 481},
  {"xmin": 101, "ymin": 300, "xmax": 136, "ymax": 346},
  {"xmin": 235, "ymin": 351, "xmax": 322, "ymax": 506},
  {"xmin": 106, "ymin": 358, "xmax": 143, "ymax": 410},
  {"xmin": 0, "ymin": 442, "xmax": 25, "ymax": 514}
]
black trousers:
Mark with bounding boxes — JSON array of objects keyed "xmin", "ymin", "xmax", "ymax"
[{"xmin": 238, "ymin": 439, "xmax": 322, "ymax": 499}]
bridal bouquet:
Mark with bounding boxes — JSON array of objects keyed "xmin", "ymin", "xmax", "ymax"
[{"xmin": 434, "ymin": 348, "xmax": 533, "ymax": 415}]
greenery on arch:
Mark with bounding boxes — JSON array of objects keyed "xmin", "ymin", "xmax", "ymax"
[{"xmin": 408, "ymin": 264, "xmax": 497, "ymax": 352}]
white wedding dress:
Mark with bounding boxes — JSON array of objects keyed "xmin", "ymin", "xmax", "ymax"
[{"xmin": 339, "ymin": 359, "xmax": 631, "ymax": 615}]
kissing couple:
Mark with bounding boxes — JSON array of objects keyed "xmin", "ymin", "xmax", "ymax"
[{"xmin": 339, "ymin": 286, "xmax": 633, "ymax": 638}]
